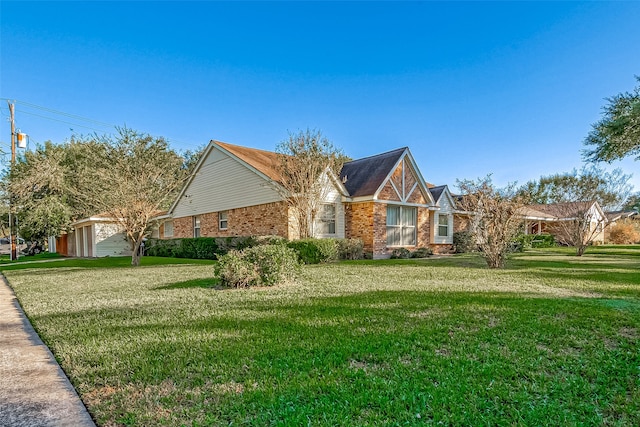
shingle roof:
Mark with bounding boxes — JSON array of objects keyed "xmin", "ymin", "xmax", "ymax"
[
  {"xmin": 428, "ymin": 185, "xmax": 447, "ymax": 203},
  {"xmin": 215, "ymin": 141, "xmax": 283, "ymax": 182},
  {"xmin": 339, "ymin": 147, "xmax": 406, "ymax": 197},
  {"xmin": 525, "ymin": 201, "xmax": 597, "ymax": 218}
]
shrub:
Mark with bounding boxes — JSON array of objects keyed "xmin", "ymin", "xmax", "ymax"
[
  {"xmin": 512, "ymin": 234, "xmax": 556, "ymax": 252},
  {"xmin": 335, "ymin": 238, "xmax": 364, "ymax": 260},
  {"xmin": 411, "ymin": 247, "xmax": 433, "ymax": 258},
  {"xmin": 145, "ymin": 238, "xmax": 181, "ymax": 257},
  {"xmin": 214, "ymin": 250, "xmax": 259, "ymax": 288},
  {"xmin": 287, "ymin": 238, "xmax": 339, "ymax": 264},
  {"xmin": 608, "ymin": 220, "xmax": 640, "ymax": 244},
  {"xmin": 390, "ymin": 247, "xmax": 411, "ymax": 259},
  {"xmin": 179, "ymin": 238, "xmax": 218, "ymax": 259},
  {"xmin": 215, "ymin": 244, "xmax": 299, "ymax": 287},
  {"xmin": 244, "ymin": 244, "xmax": 300, "ymax": 286},
  {"xmin": 453, "ymin": 231, "xmax": 476, "ymax": 253}
]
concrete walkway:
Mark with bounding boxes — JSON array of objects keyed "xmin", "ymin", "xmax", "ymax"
[{"xmin": 0, "ymin": 275, "xmax": 95, "ymax": 427}]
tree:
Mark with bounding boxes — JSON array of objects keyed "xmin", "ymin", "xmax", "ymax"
[
  {"xmin": 71, "ymin": 128, "xmax": 189, "ymax": 266},
  {"xmin": 5, "ymin": 141, "xmax": 79, "ymax": 243},
  {"xmin": 274, "ymin": 129, "xmax": 347, "ymax": 239},
  {"xmin": 521, "ymin": 165, "xmax": 632, "ymax": 211},
  {"xmin": 457, "ymin": 176, "xmax": 528, "ymax": 269},
  {"xmin": 623, "ymin": 192, "xmax": 640, "ymax": 212},
  {"xmin": 584, "ymin": 77, "xmax": 640, "ymax": 163},
  {"xmin": 520, "ymin": 166, "xmax": 632, "ymax": 256}
]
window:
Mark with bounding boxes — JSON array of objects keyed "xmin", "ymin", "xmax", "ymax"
[
  {"xmin": 193, "ymin": 215, "xmax": 201, "ymax": 238},
  {"xmin": 438, "ymin": 214, "xmax": 449, "ymax": 237},
  {"xmin": 163, "ymin": 220, "xmax": 174, "ymax": 238},
  {"xmin": 318, "ymin": 204, "xmax": 336, "ymax": 235},
  {"xmin": 387, "ymin": 206, "xmax": 417, "ymax": 246},
  {"xmin": 219, "ymin": 211, "xmax": 228, "ymax": 230}
]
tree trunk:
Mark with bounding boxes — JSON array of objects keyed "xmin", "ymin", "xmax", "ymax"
[
  {"xmin": 576, "ymin": 244, "xmax": 586, "ymax": 257},
  {"xmin": 131, "ymin": 237, "xmax": 143, "ymax": 266}
]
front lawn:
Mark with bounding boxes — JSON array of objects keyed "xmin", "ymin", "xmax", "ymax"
[{"xmin": 4, "ymin": 248, "xmax": 639, "ymax": 426}]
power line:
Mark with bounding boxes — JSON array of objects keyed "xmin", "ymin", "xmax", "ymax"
[
  {"xmin": 0, "ymin": 98, "xmax": 115, "ymax": 128},
  {"xmin": 14, "ymin": 109, "xmax": 115, "ymax": 134}
]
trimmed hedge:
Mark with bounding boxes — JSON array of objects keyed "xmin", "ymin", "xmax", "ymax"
[
  {"xmin": 145, "ymin": 236, "xmax": 261, "ymax": 260},
  {"xmin": 453, "ymin": 231, "xmax": 476, "ymax": 254},
  {"xmin": 513, "ymin": 233, "xmax": 556, "ymax": 251},
  {"xmin": 145, "ymin": 236, "xmax": 365, "ymax": 263},
  {"xmin": 287, "ymin": 238, "xmax": 364, "ymax": 264}
]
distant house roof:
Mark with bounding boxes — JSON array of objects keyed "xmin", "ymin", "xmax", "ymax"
[
  {"xmin": 605, "ymin": 210, "xmax": 638, "ymax": 222},
  {"xmin": 339, "ymin": 147, "xmax": 406, "ymax": 197},
  {"xmin": 215, "ymin": 141, "xmax": 283, "ymax": 182}
]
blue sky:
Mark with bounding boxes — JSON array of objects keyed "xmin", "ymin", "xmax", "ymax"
[{"xmin": 1, "ymin": 1, "xmax": 639, "ymax": 191}]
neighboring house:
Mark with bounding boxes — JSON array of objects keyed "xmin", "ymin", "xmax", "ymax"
[
  {"xmin": 521, "ymin": 201, "xmax": 607, "ymax": 244},
  {"xmin": 61, "ymin": 215, "xmax": 131, "ymax": 258},
  {"xmin": 163, "ymin": 140, "xmax": 456, "ymax": 258},
  {"xmin": 604, "ymin": 210, "xmax": 639, "ymax": 242}
]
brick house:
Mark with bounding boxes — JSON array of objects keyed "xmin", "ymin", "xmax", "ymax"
[{"xmin": 161, "ymin": 140, "xmax": 456, "ymax": 258}]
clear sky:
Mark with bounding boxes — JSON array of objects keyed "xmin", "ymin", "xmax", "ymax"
[{"xmin": 1, "ymin": 1, "xmax": 639, "ymax": 191}]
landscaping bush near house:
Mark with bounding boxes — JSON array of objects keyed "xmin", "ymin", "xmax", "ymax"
[
  {"xmin": 512, "ymin": 234, "xmax": 556, "ymax": 252},
  {"xmin": 215, "ymin": 244, "xmax": 299, "ymax": 287},
  {"xmin": 390, "ymin": 247, "xmax": 412, "ymax": 259},
  {"xmin": 453, "ymin": 231, "xmax": 476, "ymax": 253},
  {"xmin": 608, "ymin": 220, "xmax": 640, "ymax": 244},
  {"xmin": 145, "ymin": 236, "xmax": 265, "ymax": 259},
  {"xmin": 336, "ymin": 238, "xmax": 364, "ymax": 260},
  {"xmin": 288, "ymin": 238, "xmax": 337, "ymax": 264},
  {"xmin": 411, "ymin": 247, "xmax": 433, "ymax": 258}
]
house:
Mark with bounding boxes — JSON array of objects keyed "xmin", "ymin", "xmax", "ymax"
[
  {"xmin": 162, "ymin": 140, "xmax": 456, "ymax": 258},
  {"xmin": 521, "ymin": 201, "xmax": 607, "ymax": 244},
  {"xmin": 54, "ymin": 215, "xmax": 132, "ymax": 258}
]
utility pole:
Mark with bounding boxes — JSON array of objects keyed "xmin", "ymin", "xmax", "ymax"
[{"xmin": 8, "ymin": 101, "xmax": 17, "ymax": 260}]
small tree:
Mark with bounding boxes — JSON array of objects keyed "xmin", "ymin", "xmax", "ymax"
[
  {"xmin": 608, "ymin": 219, "xmax": 640, "ymax": 244},
  {"xmin": 544, "ymin": 201, "xmax": 606, "ymax": 256},
  {"xmin": 274, "ymin": 129, "xmax": 347, "ymax": 239},
  {"xmin": 457, "ymin": 176, "xmax": 528, "ymax": 269},
  {"xmin": 73, "ymin": 128, "xmax": 189, "ymax": 266}
]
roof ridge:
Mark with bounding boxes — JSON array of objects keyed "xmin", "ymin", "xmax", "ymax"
[{"xmin": 344, "ymin": 147, "xmax": 407, "ymax": 165}]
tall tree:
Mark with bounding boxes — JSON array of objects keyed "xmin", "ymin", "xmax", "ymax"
[
  {"xmin": 73, "ymin": 128, "xmax": 189, "ymax": 266},
  {"xmin": 457, "ymin": 176, "xmax": 528, "ymax": 269},
  {"xmin": 622, "ymin": 192, "xmax": 640, "ymax": 212},
  {"xmin": 521, "ymin": 166, "xmax": 632, "ymax": 211},
  {"xmin": 5, "ymin": 141, "xmax": 79, "ymax": 243},
  {"xmin": 274, "ymin": 129, "xmax": 347, "ymax": 239},
  {"xmin": 584, "ymin": 77, "xmax": 640, "ymax": 162}
]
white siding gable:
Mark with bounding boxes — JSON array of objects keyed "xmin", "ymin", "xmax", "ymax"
[
  {"xmin": 172, "ymin": 145, "xmax": 283, "ymax": 218},
  {"xmin": 432, "ymin": 189, "xmax": 454, "ymax": 244}
]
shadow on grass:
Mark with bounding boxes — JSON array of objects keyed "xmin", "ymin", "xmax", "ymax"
[{"xmin": 154, "ymin": 277, "xmax": 223, "ymax": 290}]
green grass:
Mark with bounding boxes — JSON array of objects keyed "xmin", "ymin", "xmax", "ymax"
[{"xmin": 4, "ymin": 247, "xmax": 640, "ymax": 426}]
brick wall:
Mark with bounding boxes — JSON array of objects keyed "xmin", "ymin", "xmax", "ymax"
[
  {"xmin": 171, "ymin": 201, "xmax": 290, "ymax": 239},
  {"xmin": 345, "ymin": 202, "xmax": 375, "ymax": 254}
]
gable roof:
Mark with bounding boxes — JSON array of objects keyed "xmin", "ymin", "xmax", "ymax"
[
  {"xmin": 215, "ymin": 141, "xmax": 282, "ymax": 182},
  {"xmin": 428, "ymin": 185, "xmax": 447, "ymax": 203},
  {"xmin": 605, "ymin": 210, "xmax": 638, "ymax": 222},
  {"xmin": 339, "ymin": 147, "xmax": 406, "ymax": 197},
  {"xmin": 524, "ymin": 201, "xmax": 606, "ymax": 221}
]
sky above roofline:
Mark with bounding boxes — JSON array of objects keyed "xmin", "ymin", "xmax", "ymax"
[{"xmin": 1, "ymin": 1, "xmax": 639, "ymax": 191}]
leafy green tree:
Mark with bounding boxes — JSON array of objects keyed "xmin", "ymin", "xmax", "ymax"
[
  {"xmin": 73, "ymin": 128, "xmax": 189, "ymax": 266},
  {"xmin": 275, "ymin": 129, "xmax": 347, "ymax": 239},
  {"xmin": 584, "ymin": 77, "xmax": 640, "ymax": 162},
  {"xmin": 6, "ymin": 141, "xmax": 78, "ymax": 243},
  {"xmin": 622, "ymin": 192, "xmax": 640, "ymax": 212}
]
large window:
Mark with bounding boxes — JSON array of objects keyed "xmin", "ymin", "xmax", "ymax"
[
  {"xmin": 193, "ymin": 215, "xmax": 201, "ymax": 238},
  {"xmin": 438, "ymin": 214, "xmax": 449, "ymax": 237},
  {"xmin": 163, "ymin": 220, "xmax": 174, "ymax": 238},
  {"xmin": 318, "ymin": 204, "xmax": 336, "ymax": 235},
  {"xmin": 387, "ymin": 206, "xmax": 417, "ymax": 246},
  {"xmin": 219, "ymin": 211, "xmax": 228, "ymax": 230}
]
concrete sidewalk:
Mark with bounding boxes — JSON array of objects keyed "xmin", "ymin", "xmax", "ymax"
[{"xmin": 0, "ymin": 275, "xmax": 95, "ymax": 427}]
